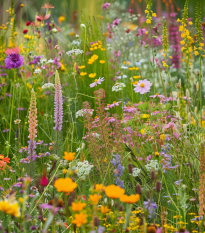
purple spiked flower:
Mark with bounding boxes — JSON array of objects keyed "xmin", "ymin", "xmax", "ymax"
[
  {"xmin": 53, "ymin": 70, "xmax": 63, "ymax": 131},
  {"xmin": 4, "ymin": 52, "xmax": 24, "ymax": 69}
]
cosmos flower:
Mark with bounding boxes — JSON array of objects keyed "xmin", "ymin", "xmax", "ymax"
[
  {"xmin": 90, "ymin": 77, "xmax": 104, "ymax": 88},
  {"xmin": 134, "ymin": 79, "xmax": 152, "ymax": 94},
  {"xmin": 4, "ymin": 53, "xmax": 24, "ymax": 69},
  {"xmin": 150, "ymin": 93, "xmax": 165, "ymax": 98}
]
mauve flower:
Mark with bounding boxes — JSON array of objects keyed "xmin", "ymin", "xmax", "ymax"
[
  {"xmin": 134, "ymin": 79, "xmax": 152, "ymax": 94},
  {"xmin": 103, "ymin": 2, "xmax": 110, "ymax": 9},
  {"xmin": 150, "ymin": 94, "xmax": 165, "ymax": 98},
  {"xmin": 90, "ymin": 77, "xmax": 104, "ymax": 88},
  {"xmin": 4, "ymin": 52, "xmax": 24, "ymax": 69},
  {"xmin": 40, "ymin": 203, "xmax": 60, "ymax": 214}
]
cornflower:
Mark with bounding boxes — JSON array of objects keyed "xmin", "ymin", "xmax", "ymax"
[{"xmin": 53, "ymin": 70, "xmax": 63, "ymax": 131}]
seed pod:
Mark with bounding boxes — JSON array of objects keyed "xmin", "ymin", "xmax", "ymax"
[
  {"xmin": 67, "ymin": 196, "xmax": 73, "ymax": 206},
  {"xmin": 156, "ymin": 181, "xmax": 161, "ymax": 192},
  {"xmin": 128, "ymin": 163, "xmax": 133, "ymax": 174},
  {"xmin": 94, "ymin": 216, "xmax": 100, "ymax": 227},
  {"xmin": 119, "ymin": 204, "xmax": 124, "ymax": 212},
  {"xmin": 151, "ymin": 171, "xmax": 156, "ymax": 180},
  {"xmin": 136, "ymin": 184, "xmax": 142, "ymax": 195}
]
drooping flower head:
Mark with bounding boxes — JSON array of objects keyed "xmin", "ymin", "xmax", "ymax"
[
  {"xmin": 134, "ymin": 79, "xmax": 152, "ymax": 94},
  {"xmin": 4, "ymin": 52, "xmax": 24, "ymax": 69},
  {"xmin": 53, "ymin": 70, "xmax": 63, "ymax": 131}
]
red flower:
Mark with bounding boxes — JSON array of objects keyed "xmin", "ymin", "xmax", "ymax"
[
  {"xmin": 23, "ymin": 29, "xmax": 28, "ymax": 34},
  {"xmin": 36, "ymin": 15, "xmax": 44, "ymax": 22},
  {"xmin": 40, "ymin": 171, "xmax": 48, "ymax": 187},
  {"xmin": 3, "ymin": 157, "xmax": 10, "ymax": 163},
  {"xmin": 26, "ymin": 21, "xmax": 31, "ymax": 26},
  {"xmin": 125, "ymin": 29, "xmax": 130, "ymax": 33}
]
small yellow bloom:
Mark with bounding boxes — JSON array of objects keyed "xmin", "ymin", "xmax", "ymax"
[
  {"xmin": 160, "ymin": 134, "xmax": 166, "ymax": 141},
  {"xmin": 146, "ymin": 19, "xmax": 151, "ymax": 24},
  {"xmin": 80, "ymin": 72, "xmax": 87, "ymax": 76},
  {"xmin": 18, "ymin": 198, "xmax": 23, "ymax": 204},
  {"xmin": 58, "ymin": 16, "xmax": 65, "ymax": 24},
  {"xmin": 72, "ymin": 213, "xmax": 87, "ymax": 227},
  {"xmin": 145, "ymin": 10, "xmax": 148, "ymax": 14},
  {"xmin": 89, "ymin": 73, "xmax": 96, "ymax": 78},
  {"xmin": 78, "ymin": 66, "xmax": 85, "ymax": 69},
  {"xmin": 68, "ymin": 32, "xmax": 75, "ymax": 36},
  {"xmin": 99, "ymin": 60, "xmax": 105, "ymax": 64},
  {"xmin": 0, "ymin": 199, "xmax": 20, "ymax": 217},
  {"xmin": 101, "ymin": 205, "xmax": 110, "ymax": 214},
  {"xmin": 188, "ymin": 22, "xmax": 193, "ymax": 25},
  {"xmin": 89, "ymin": 194, "xmax": 102, "ymax": 205},
  {"xmin": 63, "ymin": 169, "xmax": 68, "ymax": 174},
  {"xmin": 20, "ymin": 4, "xmax": 24, "ymax": 7},
  {"xmin": 95, "ymin": 184, "xmax": 104, "ymax": 191},
  {"xmin": 152, "ymin": 13, "xmax": 156, "ymax": 17},
  {"xmin": 155, "ymin": 152, "xmax": 159, "ymax": 157}
]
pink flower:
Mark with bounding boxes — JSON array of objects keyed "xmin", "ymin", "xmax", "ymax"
[
  {"xmin": 90, "ymin": 77, "xmax": 104, "ymax": 88},
  {"xmin": 103, "ymin": 2, "xmax": 110, "ymax": 9},
  {"xmin": 134, "ymin": 79, "xmax": 152, "ymax": 94},
  {"xmin": 112, "ymin": 19, "xmax": 120, "ymax": 27},
  {"xmin": 150, "ymin": 93, "xmax": 165, "ymax": 98}
]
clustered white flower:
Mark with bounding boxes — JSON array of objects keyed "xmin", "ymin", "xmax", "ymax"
[
  {"xmin": 40, "ymin": 58, "xmax": 47, "ymax": 64},
  {"xmin": 73, "ymin": 40, "xmax": 81, "ymax": 46},
  {"xmin": 132, "ymin": 168, "xmax": 141, "ymax": 177},
  {"xmin": 66, "ymin": 49, "xmax": 84, "ymax": 56},
  {"xmin": 145, "ymin": 160, "xmax": 159, "ymax": 172},
  {"xmin": 76, "ymin": 160, "xmax": 94, "ymax": 177},
  {"xmin": 76, "ymin": 109, "xmax": 94, "ymax": 118},
  {"xmin": 117, "ymin": 75, "xmax": 127, "ymax": 79},
  {"xmin": 112, "ymin": 83, "xmax": 126, "ymax": 92},
  {"xmin": 42, "ymin": 83, "xmax": 55, "ymax": 89},
  {"xmin": 34, "ymin": 68, "xmax": 41, "ymax": 74}
]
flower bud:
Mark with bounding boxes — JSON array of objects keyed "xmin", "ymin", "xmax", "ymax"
[
  {"xmin": 156, "ymin": 181, "xmax": 161, "ymax": 192},
  {"xmin": 136, "ymin": 184, "xmax": 142, "ymax": 195},
  {"xmin": 119, "ymin": 204, "xmax": 124, "ymax": 212},
  {"xmin": 128, "ymin": 163, "xmax": 133, "ymax": 174},
  {"xmin": 93, "ymin": 216, "xmax": 100, "ymax": 227},
  {"xmin": 151, "ymin": 170, "xmax": 156, "ymax": 180}
]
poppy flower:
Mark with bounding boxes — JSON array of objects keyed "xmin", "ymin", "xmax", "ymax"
[
  {"xmin": 23, "ymin": 29, "xmax": 28, "ymax": 34},
  {"xmin": 26, "ymin": 21, "xmax": 31, "ymax": 26}
]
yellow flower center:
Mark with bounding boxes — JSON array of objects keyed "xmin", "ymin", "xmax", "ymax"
[
  {"xmin": 94, "ymin": 79, "xmax": 98, "ymax": 82},
  {"xmin": 156, "ymin": 93, "xmax": 159, "ymax": 95},
  {"xmin": 140, "ymin": 83, "xmax": 145, "ymax": 88}
]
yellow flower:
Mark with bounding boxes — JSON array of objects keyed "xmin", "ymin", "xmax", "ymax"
[
  {"xmin": 100, "ymin": 205, "xmax": 110, "ymax": 214},
  {"xmin": 160, "ymin": 134, "xmax": 166, "ymax": 141},
  {"xmin": 80, "ymin": 72, "xmax": 87, "ymax": 76},
  {"xmin": 120, "ymin": 194, "xmax": 140, "ymax": 204},
  {"xmin": 0, "ymin": 199, "xmax": 20, "ymax": 217},
  {"xmin": 95, "ymin": 184, "xmax": 104, "ymax": 191},
  {"xmin": 54, "ymin": 177, "xmax": 77, "ymax": 193},
  {"xmin": 188, "ymin": 22, "xmax": 193, "ymax": 25},
  {"xmin": 20, "ymin": 4, "xmax": 24, "ymax": 7},
  {"xmin": 199, "ymin": 43, "xmax": 204, "ymax": 47},
  {"xmin": 72, "ymin": 202, "xmax": 86, "ymax": 211},
  {"xmin": 63, "ymin": 152, "xmax": 75, "ymax": 161},
  {"xmin": 18, "ymin": 197, "xmax": 23, "ymax": 204},
  {"xmin": 133, "ymin": 76, "xmax": 141, "ymax": 79},
  {"xmin": 145, "ymin": 10, "xmax": 148, "ymax": 14},
  {"xmin": 92, "ymin": 54, "xmax": 98, "ymax": 60},
  {"xmin": 194, "ymin": 51, "xmax": 199, "ymax": 56},
  {"xmin": 100, "ymin": 60, "xmax": 105, "ymax": 64},
  {"xmin": 152, "ymin": 13, "xmax": 156, "ymax": 17},
  {"xmin": 78, "ymin": 66, "xmax": 85, "ymax": 69},
  {"xmin": 58, "ymin": 16, "xmax": 65, "ymax": 24},
  {"xmin": 177, "ymin": 18, "xmax": 181, "ymax": 22},
  {"xmin": 173, "ymin": 215, "xmax": 182, "ymax": 219},
  {"xmin": 180, "ymin": 40, "xmax": 185, "ymax": 45},
  {"xmin": 72, "ymin": 213, "xmax": 87, "ymax": 227},
  {"xmin": 63, "ymin": 169, "xmax": 68, "ymax": 174},
  {"xmin": 140, "ymin": 129, "xmax": 145, "ymax": 135},
  {"xmin": 179, "ymin": 26, "xmax": 183, "ymax": 32},
  {"xmin": 89, "ymin": 73, "xmax": 96, "ymax": 78},
  {"xmin": 89, "ymin": 194, "xmax": 102, "ymax": 205},
  {"xmin": 103, "ymin": 185, "xmax": 125, "ymax": 199},
  {"xmin": 155, "ymin": 152, "xmax": 159, "ymax": 157},
  {"xmin": 68, "ymin": 32, "xmax": 75, "ymax": 36},
  {"xmin": 146, "ymin": 19, "xmax": 151, "ymax": 24}
]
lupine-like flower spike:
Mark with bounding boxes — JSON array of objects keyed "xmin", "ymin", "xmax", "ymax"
[
  {"xmin": 53, "ymin": 70, "xmax": 63, "ymax": 131},
  {"xmin": 28, "ymin": 89, "xmax": 38, "ymax": 161}
]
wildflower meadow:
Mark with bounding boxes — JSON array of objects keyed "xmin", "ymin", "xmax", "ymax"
[{"xmin": 0, "ymin": 0, "xmax": 205, "ymax": 232}]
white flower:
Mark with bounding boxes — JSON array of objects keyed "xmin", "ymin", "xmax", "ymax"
[
  {"xmin": 121, "ymin": 65, "xmax": 128, "ymax": 69},
  {"xmin": 76, "ymin": 109, "xmax": 94, "ymax": 118},
  {"xmin": 76, "ymin": 160, "xmax": 94, "ymax": 177},
  {"xmin": 52, "ymin": 28, "xmax": 57, "ymax": 33},
  {"xmin": 40, "ymin": 58, "xmax": 47, "ymax": 64},
  {"xmin": 34, "ymin": 68, "xmax": 41, "ymax": 74},
  {"xmin": 47, "ymin": 59, "xmax": 54, "ymax": 64},
  {"xmin": 42, "ymin": 83, "xmax": 55, "ymax": 89},
  {"xmin": 132, "ymin": 168, "xmax": 141, "ymax": 177},
  {"xmin": 80, "ymin": 24, "xmax": 86, "ymax": 28},
  {"xmin": 145, "ymin": 160, "xmax": 159, "ymax": 172},
  {"xmin": 72, "ymin": 40, "xmax": 81, "ymax": 46},
  {"xmin": 66, "ymin": 49, "xmax": 84, "ymax": 56},
  {"xmin": 112, "ymin": 83, "xmax": 126, "ymax": 92}
]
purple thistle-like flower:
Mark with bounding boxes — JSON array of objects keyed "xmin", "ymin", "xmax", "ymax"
[
  {"xmin": 53, "ymin": 70, "xmax": 63, "ymax": 131},
  {"xmin": 4, "ymin": 52, "xmax": 24, "ymax": 69},
  {"xmin": 27, "ymin": 90, "xmax": 38, "ymax": 161}
]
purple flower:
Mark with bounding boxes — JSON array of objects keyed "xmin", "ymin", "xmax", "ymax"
[
  {"xmin": 30, "ymin": 226, "xmax": 38, "ymax": 230},
  {"xmin": 53, "ymin": 70, "xmax": 63, "ymax": 131},
  {"xmin": 40, "ymin": 203, "xmax": 60, "ymax": 214},
  {"xmin": 2, "ymin": 129, "xmax": 9, "ymax": 132},
  {"xmin": 111, "ymin": 153, "xmax": 124, "ymax": 188},
  {"xmin": 150, "ymin": 94, "xmax": 165, "ymax": 98},
  {"xmin": 144, "ymin": 199, "xmax": 157, "ymax": 218},
  {"xmin": 134, "ymin": 79, "xmax": 152, "ymax": 94},
  {"xmin": 0, "ymin": 73, "xmax": 7, "ymax": 76},
  {"xmin": 4, "ymin": 53, "xmax": 24, "ymax": 69},
  {"xmin": 103, "ymin": 2, "xmax": 110, "ymax": 9}
]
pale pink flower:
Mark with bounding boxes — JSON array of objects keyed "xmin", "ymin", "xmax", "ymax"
[
  {"xmin": 103, "ymin": 2, "xmax": 110, "ymax": 9},
  {"xmin": 90, "ymin": 77, "xmax": 104, "ymax": 88},
  {"xmin": 134, "ymin": 79, "xmax": 152, "ymax": 94},
  {"xmin": 150, "ymin": 93, "xmax": 165, "ymax": 98}
]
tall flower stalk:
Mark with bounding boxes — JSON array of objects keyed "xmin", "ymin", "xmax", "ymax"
[
  {"xmin": 53, "ymin": 70, "xmax": 63, "ymax": 154},
  {"xmin": 28, "ymin": 90, "xmax": 38, "ymax": 178}
]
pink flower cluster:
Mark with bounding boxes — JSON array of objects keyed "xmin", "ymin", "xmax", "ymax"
[{"xmin": 103, "ymin": 2, "xmax": 110, "ymax": 9}]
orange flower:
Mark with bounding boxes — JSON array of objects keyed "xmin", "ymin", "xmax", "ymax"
[
  {"xmin": 41, "ymin": 3, "xmax": 54, "ymax": 9},
  {"xmin": 120, "ymin": 194, "xmax": 140, "ymax": 204},
  {"xmin": 63, "ymin": 152, "xmax": 75, "ymax": 161},
  {"xmin": 95, "ymin": 184, "xmax": 104, "ymax": 191},
  {"xmin": 0, "ymin": 161, "xmax": 6, "ymax": 171},
  {"xmin": 72, "ymin": 213, "xmax": 87, "ymax": 227},
  {"xmin": 0, "ymin": 155, "xmax": 10, "ymax": 164},
  {"xmin": 72, "ymin": 202, "xmax": 86, "ymax": 211},
  {"xmin": 100, "ymin": 205, "xmax": 110, "ymax": 214},
  {"xmin": 103, "ymin": 185, "xmax": 125, "ymax": 199},
  {"xmin": 89, "ymin": 194, "xmax": 102, "ymax": 205},
  {"xmin": 54, "ymin": 178, "xmax": 77, "ymax": 193}
]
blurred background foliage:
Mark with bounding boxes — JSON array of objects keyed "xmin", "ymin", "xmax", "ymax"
[{"xmin": 0, "ymin": 0, "xmax": 205, "ymax": 29}]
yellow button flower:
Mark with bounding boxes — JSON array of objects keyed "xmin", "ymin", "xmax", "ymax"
[{"xmin": 89, "ymin": 73, "xmax": 96, "ymax": 78}]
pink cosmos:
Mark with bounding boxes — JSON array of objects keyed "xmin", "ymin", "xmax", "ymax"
[
  {"xmin": 103, "ymin": 2, "xmax": 110, "ymax": 9},
  {"xmin": 90, "ymin": 77, "xmax": 104, "ymax": 88},
  {"xmin": 150, "ymin": 94, "xmax": 165, "ymax": 98},
  {"xmin": 134, "ymin": 79, "xmax": 152, "ymax": 94},
  {"xmin": 112, "ymin": 19, "xmax": 120, "ymax": 27}
]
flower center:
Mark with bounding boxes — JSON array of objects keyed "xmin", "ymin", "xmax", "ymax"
[
  {"xmin": 140, "ymin": 83, "xmax": 145, "ymax": 88},
  {"xmin": 94, "ymin": 79, "xmax": 98, "ymax": 82},
  {"xmin": 156, "ymin": 93, "xmax": 159, "ymax": 95}
]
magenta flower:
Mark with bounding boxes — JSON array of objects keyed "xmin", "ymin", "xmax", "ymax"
[
  {"xmin": 112, "ymin": 19, "xmax": 120, "ymax": 27},
  {"xmin": 134, "ymin": 79, "xmax": 152, "ymax": 94},
  {"xmin": 90, "ymin": 77, "xmax": 104, "ymax": 88},
  {"xmin": 103, "ymin": 2, "xmax": 110, "ymax": 9},
  {"xmin": 4, "ymin": 52, "xmax": 24, "ymax": 69}
]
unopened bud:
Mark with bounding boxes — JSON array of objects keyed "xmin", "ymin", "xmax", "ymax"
[
  {"xmin": 156, "ymin": 181, "xmax": 161, "ymax": 192},
  {"xmin": 151, "ymin": 170, "xmax": 156, "ymax": 180},
  {"xmin": 136, "ymin": 184, "xmax": 142, "ymax": 195},
  {"xmin": 67, "ymin": 196, "xmax": 73, "ymax": 206},
  {"xmin": 128, "ymin": 163, "xmax": 133, "ymax": 174},
  {"xmin": 93, "ymin": 216, "xmax": 100, "ymax": 227}
]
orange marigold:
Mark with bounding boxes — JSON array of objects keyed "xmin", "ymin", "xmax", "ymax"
[
  {"xmin": 54, "ymin": 178, "xmax": 77, "ymax": 193},
  {"xmin": 72, "ymin": 213, "xmax": 87, "ymax": 227},
  {"xmin": 120, "ymin": 194, "xmax": 140, "ymax": 204},
  {"xmin": 63, "ymin": 152, "xmax": 75, "ymax": 161},
  {"xmin": 89, "ymin": 194, "xmax": 102, "ymax": 205},
  {"xmin": 103, "ymin": 185, "xmax": 125, "ymax": 199},
  {"xmin": 72, "ymin": 202, "xmax": 86, "ymax": 211}
]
